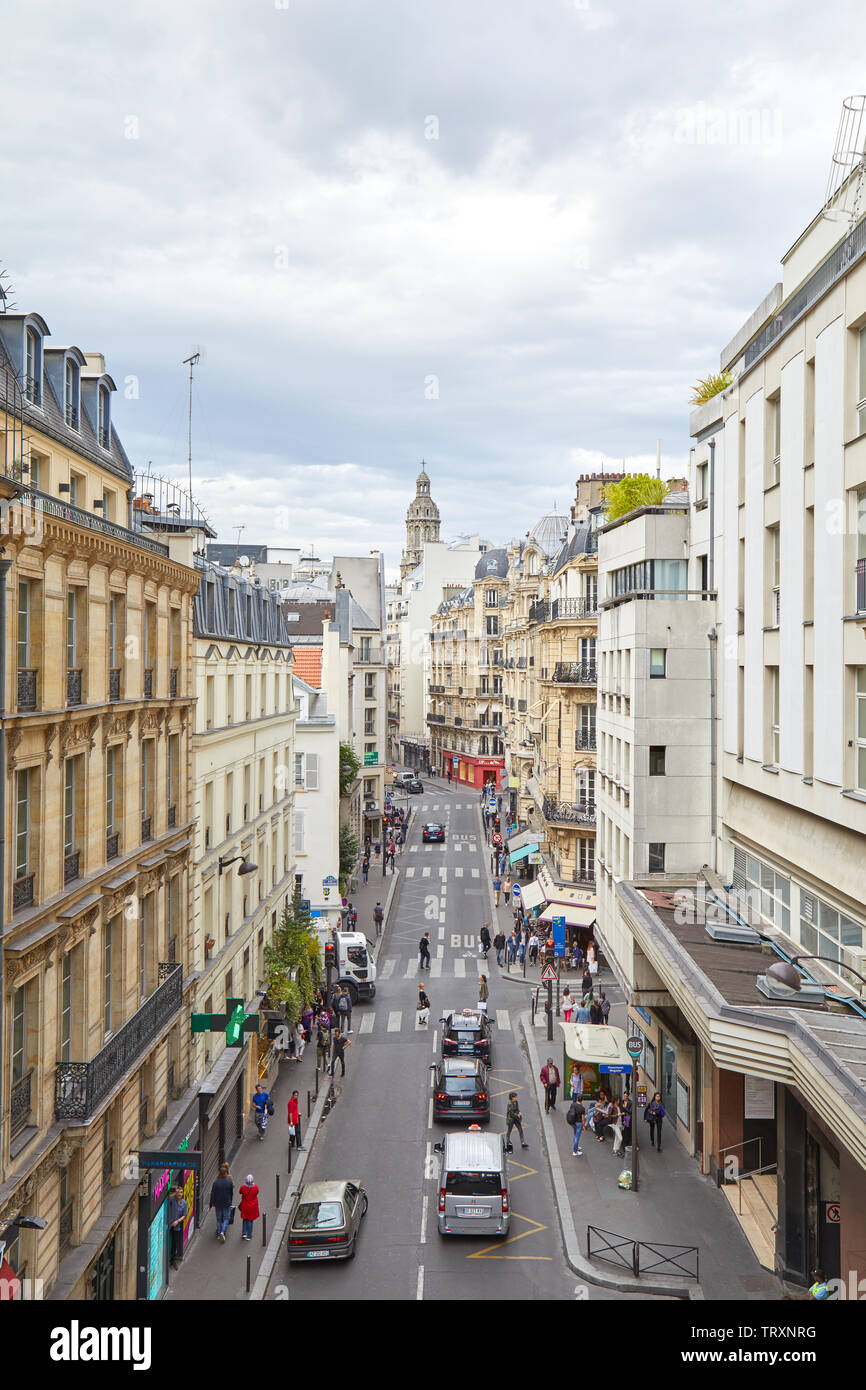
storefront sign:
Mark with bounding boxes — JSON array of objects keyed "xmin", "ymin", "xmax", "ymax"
[
  {"xmin": 527, "ymin": 852, "xmax": 542, "ymax": 865},
  {"xmin": 137, "ymin": 1148, "xmax": 202, "ymax": 1172},
  {"xmin": 744, "ymin": 1074, "xmax": 775, "ymax": 1120},
  {"xmin": 600, "ymin": 1063, "xmax": 632, "ymax": 1074},
  {"xmin": 363, "ymin": 751, "xmax": 378, "ymax": 765}
]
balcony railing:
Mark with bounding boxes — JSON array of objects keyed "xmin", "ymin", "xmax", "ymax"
[
  {"xmin": 13, "ymin": 873, "xmax": 35, "ymax": 911},
  {"xmin": 575, "ymin": 730, "xmax": 597, "ymax": 750},
  {"xmin": 20, "ymin": 488, "xmax": 169, "ymax": 557},
  {"xmin": 528, "ymin": 599, "xmax": 548, "ymax": 624},
  {"xmin": 574, "ymin": 870, "xmax": 596, "ymax": 885},
  {"xmin": 141, "ymin": 815, "xmax": 153, "ymax": 842},
  {"xmin": 55, "ymin": 962, "xmax": 183, "ymax": 1121},
  {"xmin": 552, "ymin": 661, "xmax": 597, "ymax": 685},
  {"xmin": 64, "ymin": 851, "xmax": 81, "ymax": 884},
  {"xmin": 11, "ymin": 1070, "xmax": 32, "ymax": 1137},
  {"xmin": 143, "ymin": 667, "xmax": 153, "ymax": 699},
  {"xmin": 543, "ymin": 795, "xmax": 597, "ymax": 827},
  {"xmin": 857, "ymin": 558, "xmax": 866, "ymax": 615},
  {"xmin": 17, "ymin": 668, "xmax": 37, "ymax": 711},
  {"xmin": 106, "ymin": 832, "xmax": 119, "ymax": 862},
  {"xmin": 109, "ymin": 668, "xmax": 121, "ymax": 701},
  {"xmin": 550, "ymin": 596, "xmax": 598, "ymax": 621},
  {"xmin": 67, "ymin": 668, "xmax": 83, "ymax": 706},
  {"xmin": 170, "ymin": 666, "xmax": 179, "ymax": 697},
  {"xmin": 356, "ymin": 648, "xmax": 385, "ymax": 664},
  {"xmin": 428, "ymin": 713, "xmax": 446, "ymax": 724}
]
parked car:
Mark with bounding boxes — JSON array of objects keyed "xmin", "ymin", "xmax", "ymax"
[
  {"xmin": 422, "ymin": 822, "xmax": 445, "ymax": 843},
  {"xmin": 394, "ymin": 772, "xmax": 416, "ymax": 788},
  {"xmin": 431, "ymin": 1058, "xmax": 490, "ymax": 1123},
  {"xmin": 440, "ymin": 1009, "xmax": 493, "ymax": 1064},
  {"xmin": 433, "ymin": 1128, "xmax": 510, "ymax": 1238},
  {"xmin": 286, "ymin": 1180, "xmax": 368, "ymax": 1262},
  {"xmin": 408, "ymin": 779, "xmax": 424, "ymax": 794}
]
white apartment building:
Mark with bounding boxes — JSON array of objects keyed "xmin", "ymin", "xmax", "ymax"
[{"xmin": 292, "ymin": 674, "xmax": 341, "ymax": 930}]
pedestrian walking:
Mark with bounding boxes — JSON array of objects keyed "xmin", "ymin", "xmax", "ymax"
[
  {"xmin": 576, "ymin": 1000, "xmax": 591, "ymax": 1024},
  {"xmin": 518, "ymin": 936, "xmax": 526, "ymax": 965},
  {"xmin": 479, "ymin": 923, "xmax": 491, "ymax": 959},
  {"xmin": 508, "ymin": 930, "xmax": 518, "ymax": 965},
  {"xmin": 293, "ymin": 1021, "xmax": 306, "ymax": 1060},
  {"xmin": 589, "ymin": 997, "xmax": 602, "ymax": 1025},
  {"xmin": 208, "ymin": 1162, "xmax": 233, "ymax": 1243},
  {"xmin": 168, "ymin": 1185, "xmax": 187, "ymax": 1269},
  {"xmin": 581, "ymin": 967, "xmax": 593, "ymax": 999},
  {"xmin": 301, "ymin": 1003, "xmax": 314, "ymax": 1044},
  {"xmin": 505, "ymin": 1091, "xmax": 529, "ymax": 1149},
  {"xmin": 288, "ymin": 1089, "xmax": 306, "ymax": 1150},
  {"xmin": 373, "ymin": 901, "xmax": 384, "ymax": 936},
  {"xmin": 528, "ymin": 931, "xmax": 540, "ymax": 966},
  {"xmin": 239, "ymin": 1175, "xmax": 260, "ymax": 1240},
  {"xmin": 418, "ymin": 932, "xmax": 432, "ymax": 969},
  {"xmin": 347, "ymin": 902, "xmax": 358, "ymax": 929},
  {"xmin": 567, "ymin": 1096, "xmax": 586, "ymax": 1155},
  {"xmin": 417, "ymin": 983, "xmax": 431, "ymax": 1026},
  {"xmin": 497, "ymin": 794, "xmax": 502, "ymax": 812},
  {"xmin": 478, "ymin": 974, "xmax": 489, "ymax": 1012},
  {"xmin": 600, "ymin": 992, "xmax": 611, "ymax": 1025},
  {"xmin": 362, "ymin": 857, "xmax": 370, "ymax": 885},
  {"xmin": 503, "ymin": 874, "xmax": 512, "ymax": 906},
  {"xmin": 562, "ymin": 987, "xmax": 575, "ymax": 1023},
  {"xmin": 493, "ymin": 929, "xmax": 506, "ymax": 968},
  {"xmin": 492, "ymin": 872, "xmax": 502, "ymax": 906},
  {"xmin": 540, "ymin": 1058, "xmax": 561, "ymax": 1113},
  {"xmin": 333, "ymin": 982, "xmax": 353, "ymax": 1033},
  {"xmin": 251, "ymin": 1082, "xmax": 271, "ymax": 1139},
  {"xmin": 646, "ymin": 1093, "xmax": 665, "ymax": 1150},
  {"xmin": 315, "ymin": 1017, "xmax": 330, "ymax": 1072},
  {"xmin": 330, "ymin": 1029, "xmax": 351, "ymax": 1077}
]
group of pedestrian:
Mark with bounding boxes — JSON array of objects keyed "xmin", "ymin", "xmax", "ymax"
[
  {"xmin": 562, "ymin": 1081, "xmax": 666, "ymax": 1157},
  {"xmin": 561, "ymin": 984, "xmax": 610, "ymax": 1025},
  {"xmin": 205, "ymin": 1164, "xmax": 263, "ymax": 1247}
]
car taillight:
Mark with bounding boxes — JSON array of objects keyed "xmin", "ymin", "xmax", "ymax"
[
  {"xmin": 501, "ymin": 1188, "xmax": 509, "ymax": 1214},
  {"xmin": 443, "ymin": 1038, "xmax": 456, "ymax": 1050},
  {"xmin": 327, "ymin": 1234, "xmax": 349, "ymax": 1243},
  {"xmin": 476, "ymin": 1093, "xmax": 487, "ymax": 1102},
  {"xmin": 438, "ymin": 1186, "xmax": 446, "ymax": 1213},
  {"xmin": 436, "ymin": 1093, "xmax": 447, "ymax": 1101}
]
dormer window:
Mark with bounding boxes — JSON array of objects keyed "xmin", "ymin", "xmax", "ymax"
[
  {"xmin": 25, "ymin": 328, "xmax": 41, "ymax": 405},
  {"xmin": 64, "ymin": 359, "xmax": 80, "ymax": 430},
  {"xmin": 97, "ymin": 385, "xmax": 110, "ymax": 449}
]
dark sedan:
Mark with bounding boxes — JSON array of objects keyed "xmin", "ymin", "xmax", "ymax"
[
  {"xmin": 440, "ymin": 1009, "xmax": 493, "ymax": 1064},
  {"xmin": 287, "ymin": 1180, "xmax": 368, "ymax": 1262},
  {"xmin": 431, "ymin": 1058, "xmax": 490, "ymax": 1123},
  {"xmin": 408, "ymin": 779, "xmax": 424, "ymax": 794},
  {"xmin": 422, "ymin": 822, "xmax": 445, "ymax": 843}
]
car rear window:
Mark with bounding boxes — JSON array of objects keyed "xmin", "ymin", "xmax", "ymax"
[
  {"xmin": 444, "ymin": 1076, "xmax": 481, "ymax": 1095},
  {"xmin": 293, "ymin": 1201, "xmax": 344, "ymax": 1231},
  {"xmin": 426, "ymin": 824, "xmax": 442, "ymax": 832},
  {"xmin": 454, "ymin": 1031, "xmax": 479, "ymax": 1044},
  {"xmin": 445, "ymin": 1171, "xmax": 500, "ymax": 1195}
]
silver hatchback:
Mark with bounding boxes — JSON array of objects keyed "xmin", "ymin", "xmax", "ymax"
[{"xmin": 433, "ymin": 1128, "xmax": 510, "ymax": 1238}]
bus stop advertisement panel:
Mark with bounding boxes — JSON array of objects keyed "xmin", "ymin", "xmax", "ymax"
[{"xmin": 558, "ymin": 1023, "xmax": 634, "ymax": 1106}]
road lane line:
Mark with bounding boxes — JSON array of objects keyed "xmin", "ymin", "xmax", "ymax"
[
  {"xmin": 422, "ymin": 866, "xmax": 431, "ymax": 877},
  {"xmin": 455, "ymin": 866, "xmax": 463, "ymax": 878},
  {"xmin": 427, "ymin": 1099, "xmax": 433, "ymax": 1129},
  {"xmin": 455, "ymin": 960, "xmax": 465, "ymax": 977},
  {"xmin": 360, "ymin": 1012, "xmax": 376, "ymax": 1034},
  {"xmin": 405, "ymin": 866, "xmax": 415, "ymax": 878},
  {"xmin": 387, "ymin": 1011, "xmax": 402, "ymax": 1031},
  {"xmin": 496, "ymin": 1009, "xmax": 511, "ymax": 1031},
  {"xmin": 439, "ymin": 911, "xmax": 446, "ymax": 923},
  {"xmin": 437, "ymin": 926, "xmax": 445, "ymax": 939},
  {"xmin": 420, "ymin": 1196, "xmax": 429, "ymax": 1246},
  {"xmin": 405, "ymin": 961, "xmax": 419, "ymax": 977},
  {"xmin": 416, "ymin": 1266, "xmax": 425, "ymax": 1300},
  {"xmin": 432, "ymin": 1030, "xmax": 438, "ymax": 1050},
  {"xmin": 380, "ymin": 958, "xmax": 395, "ymax": 980}
]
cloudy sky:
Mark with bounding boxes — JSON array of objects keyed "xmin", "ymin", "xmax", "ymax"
[{"xmin": 2, "ymin": 0, "xmax": 864, "ymax": 571}]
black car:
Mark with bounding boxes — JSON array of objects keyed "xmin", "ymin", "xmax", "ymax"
[
  {"xmin": 440, "ymin": 1009, "xmax": 493, "ymax": 1064},
  {"xmin": 408, "ymin": 779, "xmax": 424, "ymax": 794},
  {"xmin": 430, "ymin": 1058, "xmax": 490, "ymax": 1123},
  {"xmin": 422, "ymin": 822, "xmax": 445, "ymax": 843}
]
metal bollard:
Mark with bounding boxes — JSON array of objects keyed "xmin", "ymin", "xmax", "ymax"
[
  {"xmin": 246, "ymin": 1255, "xmax": 251, "ymax": 1294},
  {"xmin": 287, "ymin": 1141, "xmax": 292, "ymax": 1175},
  {"xmin": 276, "ymin": 1174, "xmax": 280, "ymax": 1207},
  {"xmin": 262, "ymin": 1213, "xmax": 267, "ymax": 1246},
  {"xmin": 306, "ymin": 1090, "xmax": 311, "ymax": 1119}
]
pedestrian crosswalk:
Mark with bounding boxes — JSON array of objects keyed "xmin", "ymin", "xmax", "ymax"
[
  {"xmin": 401, "ymin": 864, "xmax": 479, "ymax": 879},
  {"xmin": 350, "ymin": 1006, "xmax": 512, "ymax": 1037}
]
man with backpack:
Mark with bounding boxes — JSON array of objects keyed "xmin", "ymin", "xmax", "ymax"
[
  {"xmin": 333, "ymin": 983, "xmax": 353, "ymax": 1034},
  {"xmin": 567, "ymin": 1094, "xmax": 586, "ymax": 1155},
  {"xmin": 315, "ymin": 1014, "xmax": 331, "ymax": 1072},
  {"xmin": 373, "ymin": 901, "xmax": 384, "ymax": 936}
]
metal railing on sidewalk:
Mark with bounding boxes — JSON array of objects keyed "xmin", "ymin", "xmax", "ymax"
[{"xmin": 587, "ymin": 1224, "xmax": 699, "ymax": 1280}]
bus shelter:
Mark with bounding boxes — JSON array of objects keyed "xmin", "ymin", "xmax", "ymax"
[{"xmin": 557, "ymin": 1023, "xmax": 634, "ymax": 1106}]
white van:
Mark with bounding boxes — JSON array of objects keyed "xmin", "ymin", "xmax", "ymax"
[{"xmin": 433, "ymin": 1128, "xmax": 510, "ymax": 1237}]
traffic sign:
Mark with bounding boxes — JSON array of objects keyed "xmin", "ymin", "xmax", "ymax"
[
  {"xmin": 492, "ymin": 832, "xmax": 502, "ymax": 846},
  {"xmin": 826, "ymin": 1203, "xmax": 840, "ymax": 1224},
  {"xmin": 551, "ymin": 916, "xmax": 566, "ymax": 958},
  {"xmin": 541, "ymin": 964, "xmax": 557, "ymax": 983},
  {"xmin": 626, "ymin": 1034, "xmax": 644, "ymax": 1058},
  {"xmin": 512, "ymin": 884, "xmax": 521, "ymax": 899}
]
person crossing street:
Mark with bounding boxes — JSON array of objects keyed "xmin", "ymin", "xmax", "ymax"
[
  {"xmin": 506, "ymin": 1092, "xmax": 529, "ymax": 1149},
  {"xmin": 419, "ymin": 932, "xmax": 432, "ymax": 969}
]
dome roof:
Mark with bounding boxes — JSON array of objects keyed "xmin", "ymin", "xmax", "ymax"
[
  {"xmin": 529, "ymin": 511, "xmax": 569, "ymax": 558},
  {"xmin": 474, "ymin": 547, "xmax": 508, "ymax": 580}
]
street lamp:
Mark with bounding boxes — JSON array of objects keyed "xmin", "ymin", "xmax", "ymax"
[
  {"xmin": 0, "ymin": 1214, "xmax": 47, "ymax": 1262},
  {"xmin": 218, "ymin": 854, "xmax": 258, "ymax": 877},
  {"xmin": 625, "ymin": 1033, "xmax": 644, "ymax": 1193},
  {"xmin": 766, "ymin": 956, "xmax": 866, "ymax": 994}
]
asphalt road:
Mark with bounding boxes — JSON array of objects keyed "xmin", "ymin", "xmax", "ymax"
[{"xmin": 266, "ymin": 784, "xmax": 637, "ymax": 1302}]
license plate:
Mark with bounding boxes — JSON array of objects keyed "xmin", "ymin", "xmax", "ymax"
[
  {"xmin": 305, "ymin": 1250, "xmax": 331, "ymax": 1258},
  {"xmin": 458, "ymin": 1045, "xmax": 473, "ymax": 1053},
  {"xmin": 456, "ymin": 1207, "xmax": 486, "ymax": 1218},
  {"xmin": 453, "ymin": 1100, "xmax": 471, "ymax": 1107}
]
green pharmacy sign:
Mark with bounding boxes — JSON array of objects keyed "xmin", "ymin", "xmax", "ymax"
[{"xmin": 191, "ymin": 997, "xmax": 259, "ymax": 1049}]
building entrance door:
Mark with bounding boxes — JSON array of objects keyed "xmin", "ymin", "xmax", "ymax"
[{"xmin": 661, "ymin": 1033, "xmax": 677, "ymax": 1126}]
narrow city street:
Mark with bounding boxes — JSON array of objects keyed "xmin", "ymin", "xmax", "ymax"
[{"xmin": 266, "ymin": 785, "xmax": 630, "ymax": 1301}]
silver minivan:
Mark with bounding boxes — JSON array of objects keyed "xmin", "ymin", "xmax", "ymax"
[{"xmin": 433, "ymin": 1127, "xmax": 510, "ymax": 1237}]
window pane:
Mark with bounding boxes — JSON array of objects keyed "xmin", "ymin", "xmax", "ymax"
[
  {"xmin": 819, "ymin": 904, "xmax": 839, "ymax": 940},
  {"xmin": 800, "ymin": 920, "xmax": 818, "ymax": 956},
  {"xmin": 841, "ymin": 915, "xmax": 863, "ymax": 948},
  {"xmin": 858, "ymin": 746, "xmax": 866, "ymax": 792},
  {"xmin": 857, "ymin": 696, "xmax": 866, "ymax": 741}
]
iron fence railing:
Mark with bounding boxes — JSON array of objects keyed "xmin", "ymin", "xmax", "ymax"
[
  {"xmin": 587, "ymin": 1225, "xmax": 699, "ymax": 1281},
  {"xmin": 551, "ymin": 597, "xmax": 598, "ymax": 620},
  {"xmin": 55, "ymin": 963, "xmax": 182, "ymax": 1121},
  {"xmin": 19, "ymin": 487, "xmax": 169, "ymax": 556},
  {"xmin": 17, "ymin": 667, "xmax": 37, "ymax": 711},
  {"xmin": 552, "ymin": 661, "xmax": 597, "ymax": 684},
  {"xmin": 857, "ymin": 558, "xmax": 866, "ymax": 615},
  {"xmin": 143, "ymin": 667, "xmax": 153, "ymax": 699},
  {"xmin": 63, "ymin": 851, "xmax": 81, "ymax": 884},
  {"xmin": 170, "ymin": 666, "xmax": 179, "ymax": 697},
  {"xmin": 13, "ymin": 873, "xmax": 35, "ymax": 911},
  {"xmin": 575, "ymin": 729, "xmax": 597, "ymax": 749},
  {"xmin": 141, "ymin": 816, "xmax": 152, "ymax": 842},
  {"xmin": 11, "ymin": 1070, "xmax": 33, "ymax": 1137},
  {"xmin": 109, "ymin": 668, "xmax": 121, "ymax": 701}
]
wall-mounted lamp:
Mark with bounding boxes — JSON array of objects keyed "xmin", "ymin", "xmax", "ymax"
[{"xmin": 218, "ymin": 854, "xmax": 258, "ymax": 877}]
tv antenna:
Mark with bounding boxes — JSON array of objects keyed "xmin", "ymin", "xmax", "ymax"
[
  {"xmin": 0, "ymin": 265, "xmax": 16, "ymax": 313},
  {"xmin": 182, "ymin": 351, "xmax": 201, "ymax": 499},
  {"xmin": 823, "ymin": 95, "xmax": 866, "ymax": 227}
]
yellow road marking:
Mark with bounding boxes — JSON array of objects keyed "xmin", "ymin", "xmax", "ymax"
[{"xmin": 468, "ymin": 1210, "xmax": 550, "ymax": 1260}]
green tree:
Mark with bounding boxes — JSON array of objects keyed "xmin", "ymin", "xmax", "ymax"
[
  {"xmin": 602, "ymin": 473, "xmax": 671, "ymax": 521},
  {"xmin": 689, "ymin": 371, "xmax": 732, "ymax": 406},
  {"xmin": 339, "ymin": 823, "xmax": 359, "ymax": 885},
  {"xmin": 263, "ymin": 891, "xmax": 321, "ymax": 1025},
  {"xmin": 339, "ymin": 742, "xmax": 361, "ymax": 798}
]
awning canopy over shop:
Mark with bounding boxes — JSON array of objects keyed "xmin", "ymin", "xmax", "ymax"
[
  {"xmin": 557, "ymin": 1023, "xmax": 634, "ymax": 1071},
  {"xmin": 538, "ymin": 902, "xmax": 597, "ymax": 929},
  {"xmin": 519, "ymin": 881, "xmax": 547, "ymax": 911},
  {"xmin": 507, "ymin": 829, "xmax": 540, "ymax": 853},
  {"xmin": 509, "ymin": 842, "xmax": 539, "ymax": 865}
]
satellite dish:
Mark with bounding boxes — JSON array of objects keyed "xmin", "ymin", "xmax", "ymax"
[{"xmin": 239, "ymin": 554, "xmax": 250, "ymax": 567}]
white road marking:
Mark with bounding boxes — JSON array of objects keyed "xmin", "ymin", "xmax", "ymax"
[
  {"xmin": 463, "ymin": 935, "xmax": 475, "ymax": 949},
  {"xmin": 471, "ymin": 868, "xmax": 480, "ymax": 878},
  {"xmin": 455, "ymin": 866, "xmax": 464, "ymax": 878},
  {"xmin": 380, "ymin": 959, "xmax": 395, "ymax": 980},
  {"xmin": 427, "ymin": 1100, "xmax": 433, "ymax": 1130},
  {"xmin": 439, "ymin": 867, "xmax": 447, "ymax": 880},
  {"xmin": 360, "ymin": 1012, "xmax": 376, "ymax": 1034},
  {"xmin": 496, "ymin": 1009, "xmax": 511, "ymax": 1031},
  {"xmin": 405, "ymin": 961, "xmax": 419, "ymax": 978},
  {"xmin": 432, "ymin": 1030, "xmax": 438, "ymax": 1050},
  {"xmin": 476, "ymin": 959, "xmax": 487, "ymax": 976},
  {"xmin": 420, "ymin": 1196, "xmax": 429, "ymax": 1245},
  {"xmin": 438, "ymin": 911, "xmax": 446, "ymax": 923},
  {"xmin": 430, "ymin": 958, "xmax": 442, "ymax": 977},
  {"xmin": 450, "ymin": 933, "xmax": 461, "ymax": 947},
  {"xmin": 424, "ymin": 845, "xmax": 432, "ymax": 853},
  {"xmin": 422, "ymin": 867, "xmax": 431, "ymax": 878},
  {"xmin": 437, "ymin": 927, "xmax": 445, "ymax": 939},
  {"xmin": 387, "ymin": 1011, "xmax": 402, "ymax": 1032},
  {"xmin": 424, "ymin": 1141, "xmax": 436, "ymax": 1179},
  {"xmin": 469, "ymin": 843, "xmax": 477, "ymax": 853},
  {"xmin": 454, "ymin": 959, "xmax": 466, "ymax": 977},
  {"xmin": 454, "ymin": 842, "xmax": 462, "ymax": 852},
  {"xmin": 406, "ymin": 866, "xmax": 416, "ymax": 878},
  {"xmin": 417, "ymin": 1266, "xmax": 425, "ymax": 1300}
]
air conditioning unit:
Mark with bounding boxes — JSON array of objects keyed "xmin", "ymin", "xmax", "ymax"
[{"xmin": 840, "ymin": 944, "xmax": 866, "ymax": 993}]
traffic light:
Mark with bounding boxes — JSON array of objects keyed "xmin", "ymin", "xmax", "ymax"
[{"xmin": 324, "ymin": 941, "xmax": 336, "ymax": 971}]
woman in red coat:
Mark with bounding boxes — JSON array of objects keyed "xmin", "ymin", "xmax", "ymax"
[{"xmin": 239, "ymin": 1174, "xmax": 260, "ymax": 1240}]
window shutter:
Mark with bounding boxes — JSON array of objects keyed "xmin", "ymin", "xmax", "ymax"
[
  {"xmin": 294, "ymin": 810, "xmax": 306, "ymax": 855},
  {"xmin": 305, "ymin": 754, "xmax": 319, "ymax": 790}
]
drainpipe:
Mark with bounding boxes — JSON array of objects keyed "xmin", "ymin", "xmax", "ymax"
[
  {"xmin": 0, "ymin": 550, "xmax": 11, "ymax": 1176},
  {"xmin": 707, "ymin": 439, "xmax": 716, "ymax": 593},
  {"xmin": 708, "ymin": 627, "xmax": 718, "ymax": 874}
]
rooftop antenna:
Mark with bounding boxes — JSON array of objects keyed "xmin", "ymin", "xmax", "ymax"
[
  {"xmin": 182, "ymin": 350, "xmax": 201, "ymax": 500},
  {"xmin": 234, "ymin": 523, "xmax": 245, "ymax": 558},
  {"xmin": 656, "ymin": 439, "xmax": 661, "ymax": 479},
  {"xmin": 823, "ymin": 95, "xmax": 866, "ymax": 227},
  {"xmin": 0, "ymin": 266, "xmax": 16, "ymax": 312}
]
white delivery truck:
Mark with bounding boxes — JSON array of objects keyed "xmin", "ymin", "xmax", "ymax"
[{"xmin": 316, "ymin": 926, "xmax": 377, "ymax": 1003}]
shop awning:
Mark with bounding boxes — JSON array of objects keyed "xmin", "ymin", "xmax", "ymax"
[
  {"xmin": 519, "ymin": 881, "xmax": 547, "ymax": 911},
  {"xmin": 509, "ymin": 841, "xmax": 539, "ymax": 865},
  {"xmin": 507, "ymin": 829, "xmax": 540, "ymax": 853},
  {"xmin": 538, "ymin": 903, "xmax": 597, "ymax": 929},
  {"xmin": 557, "ymin": 1023, "xmax": 634, "ymax": 1072}
]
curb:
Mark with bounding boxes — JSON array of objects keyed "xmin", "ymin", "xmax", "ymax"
[{"xmin": 519, "ymin": 1010, "xmax": 697, "ymax": 1300}]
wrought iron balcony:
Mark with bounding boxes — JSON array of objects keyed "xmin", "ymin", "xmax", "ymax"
[
  {"xmin": 141, "ymin": 815, "xmax": 153, "ymax": 842},
  {"xmin": 528, "ymin": 599, "xmax": 549, "ymax": 624},
  {"xmin": 428, "ymin": 713, "xmax": 446, "ymax": 724},
  {"xmin": 109, "ymin": 668, "xmax": 121, "ymax": 701},
  {"xmin": 106, "ymin": 832, "xmax": 119, "ymax": 862},
  {"xmin": 11, "ymin": 1070, "xmax": 32, "ymax": 1137},
  {"xmin": 64, "ymin": 851, "xmax": 81, "ymax": 884},
  {"xmin": 857, "ymin": 557, "xmax": 866, "ymax": 615},
  {"xmin": 13, "ymin": 873, "xmax": 35, "ymax": 911},
  {"xmin": 543, "ymin": 795, "xmax": 596, "ymax": 827},
  {"xmin": 143, "ymin": 667, "xmax": 153, "ymax": 699},
  {"xmin": 17, "ymin": 667, "xmax": 37, "ymax": 711},
  {"xmin": 21, "ymin": 488, "xmax": 169, "ymax": 558},
  {"xmin": 550, "ymin": 597, "xmax": 598, "ymax": 621},
  {"xmin": 574, "ymin": 870, "xmax": 596, "ymax": 886},
  {"xmin": 552, "ymin": 661, "xmax": 597, "ymax": 685},
  {"xmin": 67, "ymin": 668, "xmax": 83, "ymax": 706},
  {"xmin": 55, "ymin": 962, "xmax": 183, "ymax": 1121},
  {"xmin": 575, "ymin": 730, "xmax": 597, "ymax": 750},
  {"xmin": 170, "ymin": 666, "xmax": 179, "ymax": 697}
]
